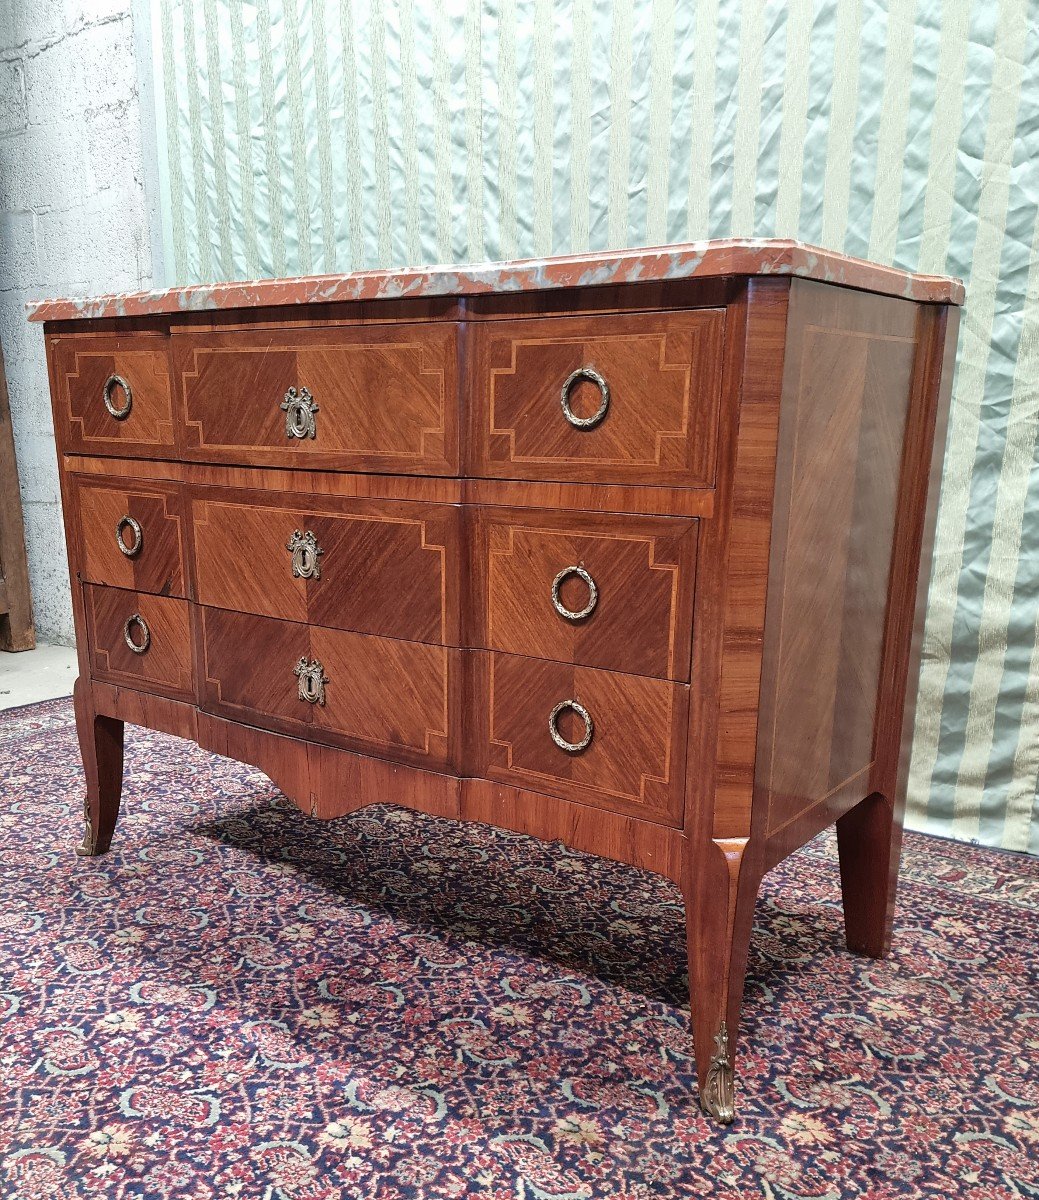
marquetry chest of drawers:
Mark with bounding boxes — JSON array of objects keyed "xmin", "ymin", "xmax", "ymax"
[{"xmin": 32, "ymin": 241, "xmax": 962, "ymax": 1123}]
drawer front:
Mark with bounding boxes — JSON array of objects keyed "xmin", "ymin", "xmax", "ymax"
[
  {"xmin": 191, "ymin": 491, "xmax": 460, "ymax": 644},
  {"xmin": 200, "ymin": 608, "xmax": 453, "ymax": 768},
  {"xmin": 84, "ymin": 585, "xmax": 193, "ymax": 700},
  {"xmin": 174, "ymin": 324, "xmax": 459, "ymax": 475},
  {"xmin": 472, "ymin": 507, "xmax": 697, "ymax": 680},
  {"xmin": 469, "ymin": 309, "xmax": 724, "ymax": 485},
  {"xmin": 75, "ymin": 477, "xmax": 186, "ymax": 598},
  {"xmin": 474, "ymin": 652, "xmax": 688, "ymax": 825},
  {"xmin": 50, "ymin": 334, "xmax": 175, "ymax": 456}
]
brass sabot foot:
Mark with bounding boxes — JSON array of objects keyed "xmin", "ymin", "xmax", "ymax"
[
  {"xmin": 700, "ymin": 1022, "xmax": 735, "ymax": 1125},
  {"xmin": 75, "ymin": 810, "xmax": 98, "ymax": 857}
]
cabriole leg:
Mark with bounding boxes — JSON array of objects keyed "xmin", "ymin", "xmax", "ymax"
[
  {"xmin": 836, "ymin": 791, "xmax": 903, "ymax": 958},
  {"xmin": 73, "ymin": 677, "xmax": 124, "ymax": 857},
  {"xmin": 685, "ymin": 837, "xmax": 760, "ymax": 1125}
]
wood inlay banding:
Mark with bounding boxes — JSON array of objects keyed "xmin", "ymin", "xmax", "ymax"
[
  {"xmin": 470, "ymin": 309, "xmax": 724, "ymax": 486},
  {"xmin": 175, "ymin": 324, "xmax": 459, "ymax": 476},
  {"xmin": 755, "ymin": 284, "xmax": 918, "ymax": 843}
]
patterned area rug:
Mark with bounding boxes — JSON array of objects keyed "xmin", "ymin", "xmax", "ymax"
[{"xmin": 0, "ymin": 697, "xmax": 1037, "ymax": 1199}]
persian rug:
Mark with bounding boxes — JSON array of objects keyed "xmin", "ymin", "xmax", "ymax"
[{"xmin": 0, "ymin": 697, "xmax": 1036, "ymax": 1200}]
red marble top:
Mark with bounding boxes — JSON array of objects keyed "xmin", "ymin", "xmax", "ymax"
[{"xmin": 27, "ymin": 239, "xmax": 964, "ymax": 322}]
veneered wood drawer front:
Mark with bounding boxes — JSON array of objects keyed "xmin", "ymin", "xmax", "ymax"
[
  {"xmin": 49, "ymin": 334, "xmax": 175, "ymax": 457},
  {"xmin": 75, "ymin": 477, "xmax": 187, "ymax": 598},
  {"xmin": 191, "ymin": 491, "xmax": 460, "ymax": 644},
  {"xmin": 200, "ymin": 608, "xmax": 454, "ymax": 769},
  {"xmin": 469, "ymin": 309, "xmax": 724, "ymax": 485},
  {"xmin": 84, "ymin": 584, "xmax": 193, "ymax": 700},
  {"xmin": 474, "ymin": 652, "xmax": 688, "ymax": 825},
  {"xmin": 174, "ymin": 324, "xmax": 459, "ymax": 475},
  {"xmin": 472, "ymin": 507, "xmax": 697, "ymax": 680}
]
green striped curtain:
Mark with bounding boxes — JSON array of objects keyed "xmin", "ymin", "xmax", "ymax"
[{"xmin": 152, "ymin": 0, "xmax": 1039, "ymax": 854}]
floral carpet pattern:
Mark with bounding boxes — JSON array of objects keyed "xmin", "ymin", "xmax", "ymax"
[{"xmin": 0, "ymin": 698, "xmax": 1037, "ymax": 1200}]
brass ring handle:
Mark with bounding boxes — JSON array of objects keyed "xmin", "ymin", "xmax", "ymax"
[
  {"xmin": 560, "ymin": 367, "xmax": 609, "ymax": 430},
  {"xmin": 281, "ymin": 386, "xmax": 319, "ymax": 439},
  {"xmin": 294, "ymin": 656, "xmax": 328, "ymax": 705},
  {"xmin": 551, "ymin": 565, "xmax": 598, "ymax": 621},
  {"xmin": 123, "ymin": 613, "xmax": 150, "ymax": 655},
  {"xmin": 115, "ymin": 515, "xmax": 143, "ymax": 559},
  {"xmin": 287, "ymin": 529, "xmax": 324, "ymax": 580},
  {"xmin": 103, "ymin": 374, "xmax": 132, "ymax": 420},
  {"xmin": 549, "ymin": 699, "xmax": 594, "ymax": 753}
]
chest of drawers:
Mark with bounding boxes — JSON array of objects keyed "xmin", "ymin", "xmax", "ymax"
[{"xmin": 32, "ymin": 241, "xmax": 962, "ymax": 1123}]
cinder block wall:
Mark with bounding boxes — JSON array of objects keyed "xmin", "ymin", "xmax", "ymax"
[{"xmin": 0, "ymin": 1, "xmax": 153, "ymax": 645}]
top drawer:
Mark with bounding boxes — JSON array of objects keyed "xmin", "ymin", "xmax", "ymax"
[
  {"xmin": 469, "ymin": 309, "xmax": 725, "ymax": 486},
  {"xmin": 172, "ymin": 324, "xmax": 459, "ymax": 475},
  {"xmin": 49, "ymin": 333, "xmax": 175, "ymax": 457}
]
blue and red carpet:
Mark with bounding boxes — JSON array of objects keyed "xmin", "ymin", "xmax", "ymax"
[{"xmin": 1, "ymin": 697, "xmax": 1036, "ymax": 1198}]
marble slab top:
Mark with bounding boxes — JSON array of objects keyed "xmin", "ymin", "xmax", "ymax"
[{"xmin": 27, "ymin": 238, "xmax": 964, "ymax": 322}]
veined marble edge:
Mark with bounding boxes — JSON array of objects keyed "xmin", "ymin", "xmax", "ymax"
[{"xmin": 26, "ymin": 240, "xmax": 965, "ymax": 322}]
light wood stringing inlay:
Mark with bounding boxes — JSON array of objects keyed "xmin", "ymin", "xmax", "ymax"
[
  {"xmin": 191, "ymin": 494, "xmax": 454, "ymax": 645},
  {"xmin": 56, "ymin": 335, "xmax": 175, "ymax": 452},
  {"xmin": 482, "ymin": 514, "xmax": 695, "ymax": 680},
  {"xmin": 175, "ymin": 324, "xmax": 458, "ymax": 474},
  {"xmin": 758, "ymin": 290, "xmax": 918, "ymax": 839},
  {"xmin": 471, "ymin": 309, "xmax": 724, "ymax": 486}
]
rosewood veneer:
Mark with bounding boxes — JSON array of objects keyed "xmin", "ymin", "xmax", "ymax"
[{"xmin": 31, "ymin": 240, "xmax": 962, "ymax": 1123}]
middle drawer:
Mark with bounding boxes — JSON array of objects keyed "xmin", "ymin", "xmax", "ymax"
[
  {"xmin": 471, "ymin": 506, "xmax": 698, "ymax": 680},
  {"xmin": 191, "ymin": 489, "xmax": 462, "ymax": 645},
  {"xmin": 74, "ymin": 474, "xmax": 187, "ymax": 599}
]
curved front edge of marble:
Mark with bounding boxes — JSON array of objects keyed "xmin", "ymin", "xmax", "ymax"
[{"xmin": 26, "ymin": 238, "xmax": 965, "ymax": 322}]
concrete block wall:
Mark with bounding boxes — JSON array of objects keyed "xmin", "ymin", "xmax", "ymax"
[{"xmin": 0, "ymin": 0, "xmax": 153, "ymax": 646}]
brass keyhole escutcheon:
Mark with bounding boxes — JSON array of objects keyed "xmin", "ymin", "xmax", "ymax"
[
  {"xmin": 286, "ymin": 529, "xmax": 324, "ymax": 580},
  {"xmin": 281, "ymin": 386, "xmax": 318, "ymax": 439},
  {"xmin": 294, "ymin": 656, "xmax": 329, "ymax": 706}
]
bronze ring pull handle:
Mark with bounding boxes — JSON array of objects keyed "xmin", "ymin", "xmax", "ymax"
[
  {"xmin": 294, "ymin": 656, "xmax": 328, "ymax": 706},
  {"xmin": 281, "ymin": 386, "xmax": 319, "ymax": 439},
  {"xmin": 115, "ymin": 515, "xmax": 143, "ymax": 559},
  {"xmin": 551, "ymin": 565, "xmax": 598, "ymax": 621},
  {"xmin": 549, "ymin": 699, "xmax": 594, "ymax": 753},
  {"xmin": 103, "ymin": 374, "xmax": 132, "ymax": 420},
  {"xmin": 123, "ymin": 613, "xmax": 150, "ymax": 655},
  {"xmin": 560, "ymin": 367, "xmax": 609, "ymax": 430},
  {"xmin": 287, "ymin": 529, "xmax": 324, "ymax": 580}
]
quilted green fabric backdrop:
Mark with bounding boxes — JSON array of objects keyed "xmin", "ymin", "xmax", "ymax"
[{"xmin": 151, "ymin": 0, "xmax": 1039, "ymax": 853}]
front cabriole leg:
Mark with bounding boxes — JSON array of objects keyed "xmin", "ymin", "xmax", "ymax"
[
  {"xmin": 73, "ymin": 677, "xmax": 124, "ymax": 856},
  {"xmin": 685, "ymin": 836, "xmax": 761, "ymax": 1125}
]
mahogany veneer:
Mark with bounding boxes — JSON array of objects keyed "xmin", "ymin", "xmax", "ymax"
[
  {"xmin": 469, "ymin": 308, "xmax": 724, "ymax": 485},
  {"xmin": 53, "ymin": 333, "xmax": 175, "ymax": 456},
  {"xmin": 472, "ymin": 505, "xmax": 698, "ymax": 679},
  {"xmin": 174, "ymin": 323, "xmax": 459, "ymax": 475},
  {"xmin": 191, "ymin": 489, "xmax": 461, "ymax": 643},
  {"xmin": 74, "ymin": 476, "xmax": 186, "ymax": 597},
  {"xmin": 35, "ymin": 242, "xmax": 961, "ymax": 1124},
  {"xmin": 83, "ymin": 584, "xmax": 193, "ymax": 700}
]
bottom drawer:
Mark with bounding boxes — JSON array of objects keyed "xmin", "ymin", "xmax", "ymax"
[
  {"xmin": 200, "ymin": 608, "xmax": 454, "ymax": 769},
  {"xmin": 473, "ymin": 652, "xmax": 689, "ymax": 826},
  {"xmin": 84, "ymin": 584, "xmax": 194, "ymax": 700}
]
